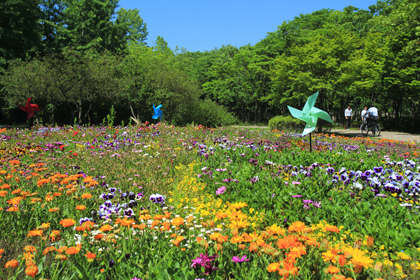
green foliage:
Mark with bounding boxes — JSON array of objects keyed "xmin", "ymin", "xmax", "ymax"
[
  {"xmin": 268, "ymin": 115, "xmax": 304, "ymax": 131},
  {"xmin": 1, "ymin": 0, "xmax": 420, "ymax": 131},
  {"xmin": 193, "ymin": 99, "xmax": 237, "ymax": 127},
  {"xmin": 0, "ymin": 0, "xmax": 42, "ymax": 68},
  {"xmin": 106, "ymin": 105, "xmax": 117, "ymax": 127}
]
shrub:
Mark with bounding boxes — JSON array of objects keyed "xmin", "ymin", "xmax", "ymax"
[
  {"xmin": 268, "ymin": 115, "xmax": 305, "ymax": 131},
  {"xmin": 173, "ymin": 98, "xmax": 237, "ymax": 127},
  {"xmin": 381, "ymin": 117, "xmax": 420, "ymax": 133}
]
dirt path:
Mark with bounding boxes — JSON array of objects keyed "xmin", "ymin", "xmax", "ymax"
[
  {"xmin": 230, "ymin": 126, "xmax": 420, "ymax": 143},
  {"xmin": 330, "ymin": 129, "xmax": 420, "ymax": 143}
]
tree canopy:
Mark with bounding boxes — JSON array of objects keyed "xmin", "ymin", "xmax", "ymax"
[{"xmin": 1, "ymin": 0, "xmax": 419, "ymax": 130}]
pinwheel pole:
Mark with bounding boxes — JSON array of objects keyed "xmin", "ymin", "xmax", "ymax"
[
  {"xmin": 309, "ymin": 132, "xmax": 312, "ymax": 152},
  {"xmin": 287, "ymin": 92, "xmax": 332, "ymax": 152}
]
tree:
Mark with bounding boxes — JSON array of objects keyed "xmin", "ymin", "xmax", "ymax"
[
  {"xmin": 269, "ymin": 24, "xmax": 363, "ymax": 130},
  {"xmin": 115, "ymin": 8, "xmax": 148, "ymax": 46},
  {"xmin": 0, "ymin": 0, "xmax": 42, "ymax": 67}
]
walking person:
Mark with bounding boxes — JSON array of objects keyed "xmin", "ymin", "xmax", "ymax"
[
  {"xmin": 360, "ymin": 105, "xmax": 368, "ymax": 131},
  {"xmin": 344, "ymin": 105, "xmax": 353, "ymax": 130}
]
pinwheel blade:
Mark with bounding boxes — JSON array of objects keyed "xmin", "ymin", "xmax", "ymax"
[
  {"xmin": 287, "ymin": 91, "xmax": 332, "ymax": 137},
  {"xmin": 25, "ymin": 98, "xmax": 32, "ymax": 107},
  {"xmin": 152, "ymin": 103, "xmax": 163, "ymax": 120},
  {"xmin": 287, "ymin": 106, "xmax": 304, "ymax": 119},
  {"xmin": 302, "ymin": 121, "xmax": 317, "ymax": 136},
  {"xmin": 310, "ymin": 107, "xmax": 332, "ymax": 123},
  {"xmin": 302, "ymin": 92, "xmax": 318, "ymax": 114}
]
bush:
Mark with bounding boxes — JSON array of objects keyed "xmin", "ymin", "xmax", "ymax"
[
  {"xmin": 381, "ymin": 117, "xmax": 420, "ymax": 133},
  {"xmin": 268, "ymin": 115, "xmax": 305, "ymax": 131},
  {"xmin": 173, "ymin": 98, "xmax": 237, "ymax": 127}
]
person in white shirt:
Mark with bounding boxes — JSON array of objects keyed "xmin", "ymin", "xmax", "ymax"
[
  {"xmin": 366, "ymin": 104, "xmax": 379, "ymax": 123},
  {"xmin": 360, "ymin": 106, "xmax": 368, "ymax": 130},
  {"xmin": 344, "ymin": 105, "xmax": 353, "ymax": 130}
]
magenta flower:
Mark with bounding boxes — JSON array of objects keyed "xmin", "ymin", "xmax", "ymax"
[
  {"xmin": 216, "ymin": 186, "xmax": 226, "ymax": 195},
  {"xmin": 292, "ymin": 181, "xmax": 301, "ymax": 185},
  {"xmin": 191, "ymin": 253, "xmax": 219, "ymax": 275},
  {"xmin": 292, "ymin": 195, "xmax": 302, "ymax": 198},
  {"xmin": 313, "ymin": 201, "xmax": 322, "ymax": 208},
  {"xmin": 232, "ymin": 255, "xmax": 250, "ymax": 263}
]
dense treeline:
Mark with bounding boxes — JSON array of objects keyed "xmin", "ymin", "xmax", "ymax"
[{"xmin": 0, "ymin": 0, "xmax": 419, "ymax": 130}]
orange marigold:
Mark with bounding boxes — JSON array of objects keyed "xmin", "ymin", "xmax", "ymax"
[
  {"xmin": 76, "ymin": 205, "xmax": 86, "ymax": 210},
  {"xmin": 209, "ymin": 233, "xmax": 221, "ymax": 240},
  {"xmin": 42, "ymin": 246, "xmax": 57, "ymax": 255},
  {"xmin": 325, "ymin": 225, "xmax": 340, "ymax": 233},
  {"xmin": 171, "ymin": 217, "xmax": 184, "ymax": 226},
  {"xmin": 81, "ymin": 193, "xmax": 92, "ymax": 199},
  {"xmin": 288, "ymin": 221, "xmax": 307, "ymax": 233},
  {"xmin": 267, "ymin": 262, "xmax": 280, "ymax": 272},
  {"xmin": 172, "ymin": 235, "xmax": 185, "ymax": 247},
  {"xmin": 277, "ymin": 235, "xmax": 300, "ymax": 249},
  {"xmin": 25, "ymin": 265, "xmax": 38, "ymax": 278},
  {"xmin": 27, "ymin": 229, "xmax": 43, "ymax": 237},
  {"xmin": 49, "ymin": 207, "xmax": 60, "ymax": 212},
  {"xmin": 115, "ymin": 217, "xmax": 135, "ymax": 228},
  {"xmin": 84, "ymin": 251, "xmax": 96, "ymax": 262},
  {"xmin": 94, "ymin": 234, "xmax": 105, "ymax": 240},
  {"xmin": 217, "ymin": 235, "xmax": 229, "ymax": 244},
  {"xmin": 66, "ymin": 246, "xmax": 81, "ymax": 255},
  {"xmin": 230, "ymin": 236, "xmax": 244, "ymax": 244},
  {"xmin": 59, "ymin": 218, "xmax": 76, "ymax": 227},
  {"xmin": 23, "ymin": 246, "xmax": 36, "ymax": 253},
  {"xmin": 249, "ymin": 243, "xmax": 259, "ymax": 253},
  {"xmin": 327, "ymin": 266, "xmax": 340, "ymax": 274},
  {"xmin": 99, "ymin": 224, "xmax": 113, "ymax": 232},
  {"xmin": 57, "ymin": 246, "xmax": 68, "ymax": 254},
  {"xmin": 4, "ymin": 259, "xmax": 19, "ymax": 268}
]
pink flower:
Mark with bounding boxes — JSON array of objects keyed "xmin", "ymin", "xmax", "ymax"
[
  {"xmin": 216, "ymin": 186, "xmax": 226, "ymax": 195},
  {"xmin": 292, "ymin": 181, "xmax": 301, "ymax": 185},
  {"xmin": 232, "ymin": 255, "xmax": 250, "ymax": 263}
]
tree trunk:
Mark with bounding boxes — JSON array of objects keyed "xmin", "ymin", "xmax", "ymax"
[
  {"xmin": 394, "ymin": 100, "xmax": 400, "ymax": 131},
  {"xmin": 264, "ymin": 103, "xmax": 268, "ymax": 124},
  {"xmin": 78, "ymin": 100, "xmax": 82, "ymax": 125},
  {"xmin": 254, "ymin": 101, "xmax": 258, "ymax": 125}
]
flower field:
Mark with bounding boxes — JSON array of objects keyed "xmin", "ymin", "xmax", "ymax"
[{"xmin": 1, "ymin": 124, "xmax": 420, "ymax": 279}]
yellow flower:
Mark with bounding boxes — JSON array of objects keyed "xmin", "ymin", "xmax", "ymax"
[
  {"xmin": 41, "ymin": 223, "xmax": 50, "ymax": 229},
  {"xmin": 411, "ymin": 262, "xmax": 420, "ymax": 270},
  {"xmin": 395, "ymin": 263, "xmax": 403, "ymax": 271},
  {"xmin": 229, "ymin": 202, "xmax": 248, "ymax": 210},
  {"xmin": 266, "ymin": 224, "xmax": 285, "ymax": 235},
  {"xmin": 229, "ymin": 219, "xmax": 249, "ymax": 230},
  {"xmin": 383, "ymin": 259, "xmax": 393, "ymax": 266},
  {"xmin": 397, "ymin": 252, "xmax": 411, "ymax": 260}
]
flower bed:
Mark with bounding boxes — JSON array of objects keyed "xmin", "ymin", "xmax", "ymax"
[{"xmin": 0, "ymin": 125, "xmax": 419, "ymax": 279}]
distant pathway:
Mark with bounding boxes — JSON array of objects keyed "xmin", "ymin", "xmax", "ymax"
[
  {"xmin": 330, "ymin": 129, "xmax": 420, "ymax": 143},
  {"xmin": 230, "ymin": 126, "xmax": 420, "ymax": 143}
]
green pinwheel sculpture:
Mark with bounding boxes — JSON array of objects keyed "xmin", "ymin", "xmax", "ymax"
[{"xmin": 287, "ymin": 92, "xmax": 332, "ymax": 136}]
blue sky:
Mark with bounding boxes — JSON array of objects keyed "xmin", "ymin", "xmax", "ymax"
[{"xmin": 117, "ymin": 0, "xmax": 379, "ymax": 52}]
